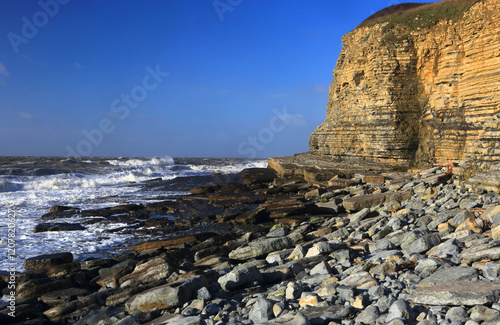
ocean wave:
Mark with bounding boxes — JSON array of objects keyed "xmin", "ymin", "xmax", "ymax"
[
  {"xmin": 107, "ymin": 156, "xmax": 175, "ymax": 167},
  {"xmin": 0, "ymin": 181, "xmax": 24, "ymax": 192},
  {"xmin": 0, "ymin": 157, "xmax": 268, "ymax": 272}
]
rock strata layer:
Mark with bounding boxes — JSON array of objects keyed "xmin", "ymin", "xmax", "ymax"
[{"xmin": 309, "ymin": 0, "xmax": 500, "ymax": 192}]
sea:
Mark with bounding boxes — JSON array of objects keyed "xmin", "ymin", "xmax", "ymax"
[{"xmin": 0, "ymin": 156, "xmax": 268, "ymax": 273}]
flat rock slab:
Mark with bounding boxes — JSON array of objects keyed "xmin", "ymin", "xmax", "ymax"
[
  {"xmin": 419, "ymin": 266, "xmax": 478, "ymax": 285},
  {"xmin": 129, "ymin": 233, "xmax": 217, "ymax": 253},
  {"xmin": 409, "ymin": 281, "xmax": 500, "ymax": 306},
  {"xmin": 23, "ymin": 252, "xmax": 73, "ymax": 270},
  {"xmin": 239, "ymin": 168, "xmax": 277, "ymax": 185},
  {"xmin": 343, "ymin": 191, "xmax": 412, "ymax": 211},
  {"xmin": 129, "ymin": 236, "xmax": 198, "ymax": 253},
  {"xmin": 301, "ymin": 305, "xmax": 353, "ymax": 323},
  {"xmin": 268, "ymin": 153, "xmax": 399, "ymax": 179},
  {"xmin": 34, "ymin": 222, "xmax": 85, "ymax": 233}
]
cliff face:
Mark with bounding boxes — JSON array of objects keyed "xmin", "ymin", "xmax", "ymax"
[{"xmin": 310, "ymin": 0, "xmax": 500, "ymax": 184}]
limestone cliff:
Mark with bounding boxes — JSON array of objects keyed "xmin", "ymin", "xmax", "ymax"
[{"xmin": 309, "ymin": 0, "xmax": 499, "ymax": 190}]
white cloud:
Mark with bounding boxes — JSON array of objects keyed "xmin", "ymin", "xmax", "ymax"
[
  {"xmin": 17, "ymin": 112, "xmax": 33, "ymax": 120},
  {"xmin": 0, "ymin": 63, "xmax": 9, "ymax": 77}
]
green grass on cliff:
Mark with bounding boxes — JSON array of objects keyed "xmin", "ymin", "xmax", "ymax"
[{"xmin": 358, "ymin": 0, "xmax": 480, "ymax": 30}]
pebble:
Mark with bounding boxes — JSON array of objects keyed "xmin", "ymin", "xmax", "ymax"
[{"xmin": 5, "ymin": 166, "xmax": 500, "ymax": 325}]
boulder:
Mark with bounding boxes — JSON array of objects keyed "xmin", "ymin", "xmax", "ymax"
[
  {"xmin": 228, "ymin": 236, "xmax": 293, "ymax": 260},
  {"xmin": 249, "ymin": 298, "xmax": 274, "ymax": 323},
  {"xmin": 34, "ymin": 222, "xmax": 85, "ymax": 233},
  {"xmin": 23, "ymin": 252, "xmax": 74, "ymax": 270},
  {"xmin": 409, "ymin": 281, "xmax": 500, "ymax": 306},
  {"xmin": 301, "ymin": 305, "xmax": 353, "ymax": 324},
  {"xmin": 218, "ymin": 266, "xmax": 262, "ymax": 291},
  {"xmin": 125, "ymin": 275, "xmax": 207, "ymax": 313},
  {"xmin": 239, "ymin": 168, "xmax": 276, "ymax": 185},
  {"xmin": 419, "ymin": 266, "xmax": 478, "ymax": 285},
  {"xmin": 49, "ymin": 205, "xmax": 78, "ymax": 213},
  {"xmin": 96, "ymin": 259, "xmax": 138, "ymax": 288},
  {"xmin": 119, "ymin": 257, "xmax": 173, "ymax": 287},
  {"xmin": 343, "ymin": 191, "xmax": 411, "ymax": 211}
]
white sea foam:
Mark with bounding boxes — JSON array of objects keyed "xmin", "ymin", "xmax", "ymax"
[
  {"xmin": 0, "ymin": 157, "xmax": 268, "ymax": 272},
  {"xmin": 107, "ymin": 156, "xmax": 175, "ymax": 167}
]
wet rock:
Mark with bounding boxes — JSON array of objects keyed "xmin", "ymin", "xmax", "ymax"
[
  {"xmin": 49, "ymin": 205, "xmax": 79, "ymax": 213},
  {"xmin": 110, "ymin": 203, "xmax": 144, "ymax": 211},
  {"xmin": 145, "ymin": 200, "xmax": 179, "ymax": 213},
  {"xmin": 23, "ymin": 252, "xmax": 74, "ymax": 270},
  {"xmin": 239, "ymin": 168, "xmax": 277, "ymax": 185},
  {"xmin": 34, "ymin": 222, "xmax": 86, "ymax": 233}
]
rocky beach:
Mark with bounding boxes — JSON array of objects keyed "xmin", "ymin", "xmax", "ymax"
[
  {"xmin": 2, "ymin": 0, "xmax": 500, "ymax": 324},
  {"xmin": 1, "ymin": 159, "xmax": 500, "ymax": 325}
]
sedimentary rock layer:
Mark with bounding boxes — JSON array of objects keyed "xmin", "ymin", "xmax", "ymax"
[{"xmin": 310, "ymin": 0, "xmax": 500, "ymax": 173}]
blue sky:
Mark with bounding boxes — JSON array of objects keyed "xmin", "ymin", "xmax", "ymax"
[{"xmin": 0, "ymin": 0, "xmax": 434, "ymax": 158}]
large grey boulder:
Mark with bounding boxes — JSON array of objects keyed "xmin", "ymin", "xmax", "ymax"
[
  {"xmin": 125, "ymin": 275, "xmax": 207, "ymax": 313},
  {"xmin": 218, "ymin": 266, "xmax": 262, "ymax": 291},
  {"xmin": 228, "ymin": 236, "xmax": 293, "ymax": 260},
  {"xmin": 409, "ymin": 281, "xmax": 500, "ymax": 306},
  {"xmin": 249, "ymin": 298, "xmax": 274, "ymax": 324},
  {"xmin": 419, "ymin": 266, "xmax": 478, "ymax": 285}
]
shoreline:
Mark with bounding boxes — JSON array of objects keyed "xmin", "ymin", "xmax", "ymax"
[{"xmin": 1, "ymin": 161, "xmax": 499, "ymax": 324}]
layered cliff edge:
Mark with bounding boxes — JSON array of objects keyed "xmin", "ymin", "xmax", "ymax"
[{"xmin": 307, "ymin": 0, "xmax": 500, "ymax": 192}]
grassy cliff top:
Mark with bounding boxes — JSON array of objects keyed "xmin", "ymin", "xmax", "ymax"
[{"xmin": 357, "ymin": 0, "xmax": 480, "ymax": 30}]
